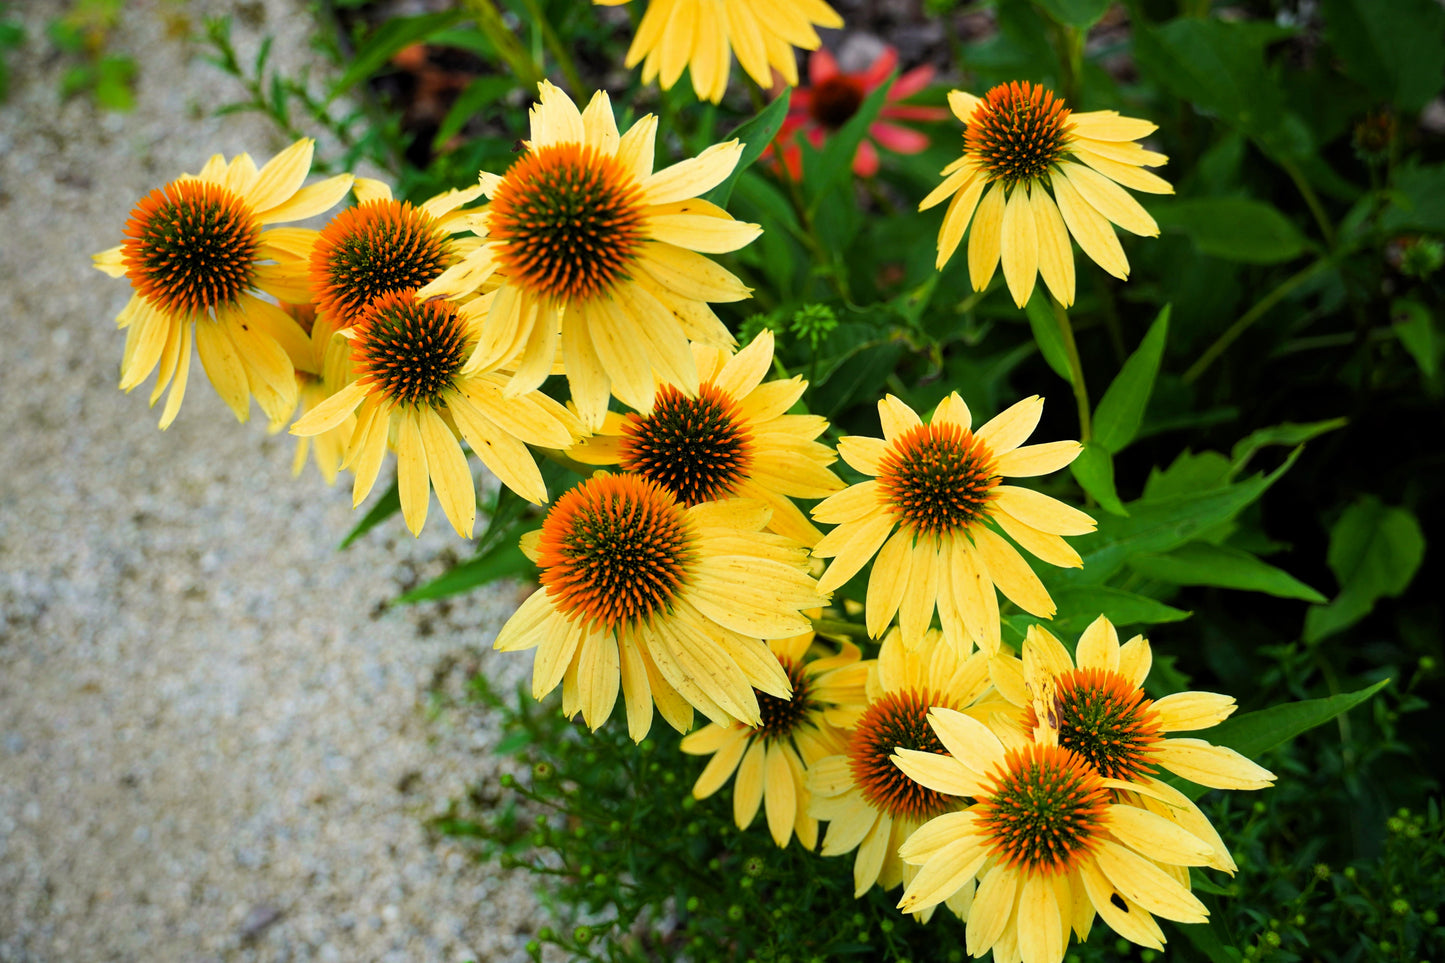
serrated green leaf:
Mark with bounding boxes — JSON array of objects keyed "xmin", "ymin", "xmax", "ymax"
[
  {"xmin": 394, "ymin": 540, "xmax": 535, "ymax": 604},
  {"xmin": 1033, "ymin": 0, "xmax": 1110, "ymax": 28},
  {"xmin": 1392, "ymin": 298, "xmax": 1440, "ymax": 378},
  {"xmin": 1070, "ymin": 442, "xmax": 1128, "ymax": 516},
  {"xmin": 702, "ymin": 88, "xmax": 791, "ymax": 209},
  {"xmin": 433, "ymin": 74, "xmax": 512, "ymax": 150},
  {"xmin": 1058, "ymin": 449, "xmax": 1300, "ymax": 585},
  {"xmin": 1152, "ymin": 198, "xmax": 1307, "ymax": 264},
  {"xmin": 804, "ymin": 79, "xmax": 892, "ymax": 212},
  {"xmin": 1130, "ymin": 542, "xmax": 1326, "ymax": 603},
  {"xmin": 1178, "ymin": 679, "xmax": 1390, "ymax": 800},
  {"xmin": 327, "ymin": 10, "xmax": 464, "ymax": 103},
  {"xmin": 1023, "ymin": 288, "xmax": 1073, "ymax": 383},
  {"xmin": 1304, "ymin": 497, "xmax": 1426, "ymax": 642},
  {"xmin": 1094, "ymin": 306, "xmax": 1170, "ymax": 454},
  {"xmin": 339, "ymin": 476, "xmax": 400, "ymax": 548},
  {"xmin": 1229, "ymin": 417, "xmax": 1347, "ymax": 471}
]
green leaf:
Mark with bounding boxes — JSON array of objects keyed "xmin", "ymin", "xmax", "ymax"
[
  {"xmin": 1304, "ymin": 497, "xmax": 1426, "ymax": 642},
  {"xmin": 1143, "ymin": 450, "xmax": 1232, "ymax": 501},
  {"xmin": 1093, "ymin": 305, "xmax": 1170, "ymax": 454},
  {"xmin": 1178, "ymin": 679, "xmax": 1390, "ymax": 801},
  {"xmin": 327, "ymin": 10, "xmax": 464, "ymax": 103},
  {"xmin": 394, "ymin": 540, "xmax": 536, "ymax": 604},
  {"xmin": 1033, "ymin": 0, "xmax": 1110, "ymax": 28},
  {"xmin": 1058, "ymin": 448, "xmax": 1300, "ymax": 585},
  {"xmin": 1320, "ymin": 0, "xmax": 1445, "ymax": 112},
  {"xmin": 1392, "ymin": 298, "xmax": 1441, "ymax": 378},
  {"xmin": 1133, "ymin": 18, "xmax": 1301, "ymax": 158},
  {"xmin": 1130, "ymin": 543, "xmax": 1326, "ymax": 603},
  {"xmin": 702, "ymin": 89, "xmax": 791, "ymax": 209},
  {"xmin": 1049, "ymin": 587, "xmax": 1190, "ymax": 629},
  {"xmin": 1023, "ymin": 288, "xmax": 1073, "ymax": 383},
  {"xmin": 433, "ymin": 74, "xmax": 512, "ymax": 150},
  {"xmin": 1069, "ymin": 442, "xmax": 1128, "ymax": 516},
  {"xmin": 339, "ymin": 477, "xmax": 400, "ymax": 548},
  {"xmin": 1229, "ymin": 418, "xmax": 1347, "ymax": 471},
  {"xmin": 1151, "ymin": 198, "xmax": 1307, "ymax": 264},
  {"xmin": 1381, "ymin": 162, "xmax": 1445, "ymax": 234},
  {"xmin": 804, "ymin": 78, "xmax": 893, "ymax": 213}
]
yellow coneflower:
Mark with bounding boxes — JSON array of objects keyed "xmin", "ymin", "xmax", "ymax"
[
  {"xmin": 498, "ymin": 473, "xmax": 825, "ymax": 741},
  {"xmin": 811, "ymin": 393, "xmax": 1091, "ymax": 654},
  {"xmin": 988, "ymin": 616, "xmax": 1274, "ymax": 872},
  {"xmin": 921, "ymin": 81, "xmax": 1173, "ymax": 307},
  {"xmin": 308, "ymin": 178, "xmax": 486, "ymax": 328},
  {"xmin": 893, "ymin": 708, "xmax": 1218, "ymax": 959},
  {"xmin": 680, "ymin": 631, "xmax": 868, "ymax": 848},
  {"xmin": 275, "ymin": 302, "xmax": 354, "ymax": 484},
  {"xmin": 568, "ymin": 330, "xmax": 844, "ymax": 545},
  {"xmin": 418, "ymin": 82, "xmax": 762, "ymax": 428},
  {"xmin": 93, "ymin": 140, "xmax": 352, "ymax": 427},
  {"xmin": 594, "ymin": 0, "xmax": 844, "ymax": 103},
  {"xmin": 290, "ymin": 290, "xmax": 582, "ymax": 537},
  {"xmin": 806, "ymin": 628, "xmax": 1004, "ymax": 917}
]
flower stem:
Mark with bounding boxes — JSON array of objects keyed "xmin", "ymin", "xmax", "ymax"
[
  {"xmin": 810, "ymin": 617, "xmax": 870, "ymax": 641},
  {"xmin": 1051, "ymin": 296, "xmax": 1092, "ymax": 442},
  {"xmin": 517, "ymin": 0, "xmax": 584, "ymax": 94},
  {"xmin": 1181, "ymin": 256, "xmax": 1335, "ymax": 385},
  {"xmin": 462, "ymin": 0, "xmax": 543, "ymax": 90},
  {"xmin": 1280, "ymin": 157, "xmax": 1336, "ymax": 250}
]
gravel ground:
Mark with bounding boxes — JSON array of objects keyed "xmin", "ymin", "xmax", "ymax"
[{"xmin": 0, "ymin": 2, "xmax": 544, "ymax": 960}]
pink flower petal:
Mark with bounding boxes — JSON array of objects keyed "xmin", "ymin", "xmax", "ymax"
[
  {"xmin": 810, "ymin": 48, "xmax": 839, "ymax": 84},
  {"xmin": 891, "ymin": 64, "xmax": 935, "ymax": 100},
  {"xmin": 852, "ymin": 139, "xmax": 880, "ymax": 177},
  {"xmin": 871, "ymin": 122, "xmax": 930, "ymax": 154},
  {"xmin": 883, "ymin": 105, "xmax": 950, "ymax": 122},
  {"xmin": 861, "ymin": 46, "xmax": 899, "ymax": 88}
]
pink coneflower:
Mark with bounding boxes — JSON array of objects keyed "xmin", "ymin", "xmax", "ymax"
[{"xmin": 773, "ymin": 46, "xmax": 947, "ymax": 179}]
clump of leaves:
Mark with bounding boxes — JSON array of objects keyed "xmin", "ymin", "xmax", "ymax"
[{"xmin": 48, "ymin": 0, "xmax": 136, "ymax": 110}]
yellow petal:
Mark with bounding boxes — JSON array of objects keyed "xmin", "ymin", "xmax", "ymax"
[
  {"xmin": 637, "ymin": 241, "xmax": 751, "ymax": 302},
  {"xmin": 891, "ymin": 748, "xmax": 980, "ymax": 797},
  {"xmin": 529, "ymin": 79, "xmax": 584, "ymax": 148},
  {"xmin": 878, "ymin": 394, "xmax": 923, "ymax": 441},
  {"xmin": 897, "ymin": 835, "xmax": 990, "ymax": 912},
  {"xmin": 1075, "ymin": 615, "xmax": 1121, "ymax": 672},
  {"xmin": 1078, "ymin": 857, "xmax": 1165, "ymax": 949},
  {"xmin": 1050, "ymin": 168, "xmax": 1130, "ymax": 280},
  {"xmin": 418, "ymin": 406, "xmax": 475, "ymax": 539},
  {"xmin": 494, "ymin": 588, "xmax": 554, "ymax": 652},
  {"xmin": 1154, "ymin": 738, "xmax": 1276, "ymax": 790},
  {"xmin": 193, "ymin": 317, "xmax": 249, "ymax": 421},
  {"xmin": 1058, "ymin": 161, "xmax": 1158, "ymax": 237},
  {"xmin": 971, "ymin": 526, "xmax": 1055, "ymax": 618},
  {"xmin": 734, "ymin": 738, "xmax": 766, "ymax": 829},
  {"xmin": 395, "ymin": 408, "xmax": 430, "ymax": 536},
  {"xmin": 1073, "ymin": 147, "xmax": 1175, "ymax": 195},
  {"xmin": 866, "ymin": 529, "xmax": 914, "ymax": 637},
  {"xmin": 966, "ymin": 183, "xmax": 1006, "ymax": 293},
  {"xmin": 643, "ymin": 141, "xmax": 745, "ymax": 206},
  {"xmin": 927, "ymin": 707, "xmax": 1005, "ymax": 777},
  {"xmin": 617, "ymin": 113, "xmax": 659, "ymax": 182},
  {"xmin": 1032, "ymin": 187, "xmax": 1077, "ymax": 307},
  {"xmin": 257, "ymin": 173, "xmax": 353, "ymax": 224},
  {"xmin": 991, "ymin": 507, "xmax": 1082, "ymax": 568},
  {"xmin": 976, "ymin": 395, "xmax": 1043, "ymax": 456},
  {"xmin": 1093, "ymin": 839, "xmax": 1208, "ymax": 923},
  {"xmin": 248, "ymin": 139, "xmax": 314, "ymax": 215},
  {"xmin": 1152, "ymin": 691, "xmax": 1237, "ymax": 732},
  {"xmin": 965, "ymin": 863, "xmax": 1019, "ymax": 956},
  {"xmin": 577, "ymin": 626, "xmax": 621, "ymax": 730},
  {"xmin": 990, "ymin": 486, "xmax": 1096, "ymax": 536},
  {"xmin": 1068, "ymin": 110, "xmax": 1157, "ymax": 142},
  {"xmin": 290, "ymin": 380, "xmax": 368, "ymax": 436},
  {"xmin": 580, "ymin": 89, "xmax": 621, "ymax": 156},
  {"xmin": 1105, "ymin": 805, "xmax": 1215, "ymax": 866},
  {"xmin": 1000, "ymin": 185, "xmax": 1040, "ymax": 308},
  {"xmin": 1017, "ymin": 874, "xmax": 1064, "ymax": 963},
  {"xmin": 813, "ymin": 514, "xmax": 895, "ymax": 594},
  {"xmin": 949, "ymin": 89, "xmax": 981, "ymax": 122},
  {"xmin": 764, "ymin": 742, "xmax": 797, "ymax": 847}
]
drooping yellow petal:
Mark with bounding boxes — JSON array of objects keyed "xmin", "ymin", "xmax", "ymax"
[
  {"xmin": 999, "ymin": 185, "xmax": 1040, "ymax": 308},
  {"xmin": 1050, "ymin": 170, "xmax": 1130, "ymax": 280},
  {"xmin": 1058, "ymin": 161, "xmax": 1159, "ymax": 237},
  {"xmin": 966, "ymin": 183, "xmax": 1006, "ymax": 293},
  {"xmin": 1032, "ymin": 186, "xmax": 1077, "ymax": 307},
  {"xmin": 417, "ymin": 406, "xmax": 476, "ymax": 538},
  {"xmin": 1153, "ymin": 738, "xmax": 1276, "ymax": 790},
  {"xmin": 990, "ymin": 486, "xmax": 1096, "ymax": 536}
]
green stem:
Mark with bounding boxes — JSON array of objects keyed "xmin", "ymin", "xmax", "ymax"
[
  {"xmin": 1280, "ymin": 157, "xmax": 1336, "ymax": 250},
  {"xmin": 463, "ymin": 0, "xmax": 543, "ymax": 90},
  {"xmin": 517, "ymin": 0, "xmax": 583, "ymax": 93},
  {"xmin": 1051, "ymin": 296, "xmax": 1092, "ymax": 442},
  {"xmin": 810, "ymin": 617, "xmax": 870, "ymax": 641},
  {"xmin": 1181, "ymin": 256, "xmax": 1335, "ymax": 385}
]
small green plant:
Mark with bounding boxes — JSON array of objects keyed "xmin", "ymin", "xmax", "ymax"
[{"xmin": 47, "ymin": 0, "xmax": 136, "ymax": 110}]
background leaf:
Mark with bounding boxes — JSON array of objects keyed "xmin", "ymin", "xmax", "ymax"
[
  {"xmin": 1304, "ymin": 497, "xmax": 1426, "ymax": 642},
  {"xmin": 1152, "ymin": 198, "xmax": 1308, "ymax": 264},
  {"xmin": 702, "ymin": 89, "xmax": 791, "ymax": 209},
  {"xmin": 1130, "ymin": 542, "xmax": 1326, "ymax": 603},
  {"xmin": 1093, "ymin": 305, "xmax": 1170, "ymax": 454}
]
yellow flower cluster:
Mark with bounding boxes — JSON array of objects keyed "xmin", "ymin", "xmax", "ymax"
[{"xmin": 92, "ymin": 55, "xmax": 1267, "ymax": 961}]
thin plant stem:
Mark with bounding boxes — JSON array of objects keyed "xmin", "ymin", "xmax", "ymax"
[
  {"xmin": 1051, "ymin": 296, "xmax": 1092, "ymax": 442},
  {"xmin": 463, "ymin": 0, "xmax": 543, "ymax": 90},
  {"xmin": 517, "ymin": 0, "xmax": 584, "ymax": 94},
  {"xmin": 1182, "ymin": 256, "xmax": 1335, "ymax": 385},
  {"xmin": 1280, "ymin": 157, "xmax": 1337, "ymax": 250}
]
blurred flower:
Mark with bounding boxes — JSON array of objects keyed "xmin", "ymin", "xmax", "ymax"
[
  {"xmin": 773, "ymin": 46, "xmax": 946, "ymax": 179},
  {"xmin": 680, "ymin": 632, "xmax": 868, "ymax": 848},
  {"xmin": 93, "ymin": 139, "xmax": 352, "ymax": 427},
  {"xmin": 921, "ymin": 81, "xmax": 1172, "ymax": 307},
  {"xmin": 811, "ymin": 393, "xmax": 1090, "ymax": 654},
  {"xmin": 420, "ymin": 82, "xmax": 760, "ymax": 429},
  {"xmin": 595, "ymin": 0, "xmax": 843, "ymax": 103},
  {"xmin": 499, "ymin": 473, "xmax": 825, "ymax": 740}
]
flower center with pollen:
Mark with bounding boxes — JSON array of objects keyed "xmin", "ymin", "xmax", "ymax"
[
  {"xmin": 351, "ymin": 291, "xmax": 470, "ymax": 407},
  {"xmin": 311, "ymin": 200, "xmax": 450, "ymax": 324},
  {"xmin": 619, "ymin": 383, "xmax": 755, "ymax": 504},
  {"xmin": 487, "ymin": 143, "xmax": 646, "ymax": 303},
  {"xmin": 876, "ymin": 423, "xmax": 998, "ymax": 537},
  {"xmin": 1025, "ymin": 667, "xmax": 1164, "ymax": 781},
  {"xmin": 537, "ymin": 474, "xmax": 695, "ymax": 632},
  {"xmin": 965, "ymin": 81, "xmax": 1074, "ymax": 186},
  {"xmin": 121, "ymin": 179, "xmax": 261, "ymax": 317},
  {"xmin": 754, "ymin": 657, "xmax": 812, "ymax": 742},
  {"xmin": 810, "ymin": 75, "xmax": 865, "ymax": 130},
  {"xmin": 976, "ymin": 744, "xmax": 1108, "ymax": 875},
  {"xmin": 847, "ymin": 689, "xmax": 956, "ymax": 820}
]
